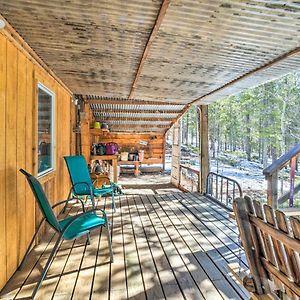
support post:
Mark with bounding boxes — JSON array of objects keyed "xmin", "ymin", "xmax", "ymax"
[
  {"xmin": 267, "ymin": 171, "xmax": 278, "ymax": 209},
  {"xmin": 162, "ymin": 132, "xmax": 166, "ymax": 172},
  {"xmin": 171, "ymin": 120, "xmax": 181, "ymax": 187},
  {"xmin": 198, "ymin": 105, "xmax": 209, "ymax": 193},
  {"xmin": 80, "ymin": 103, "xmax": 91, "ymax": 162}
]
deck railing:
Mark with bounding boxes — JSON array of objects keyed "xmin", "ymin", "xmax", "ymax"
[
  {"xmin": 178, "ymin": 164, "xmax": 199, "ymax": 192},
  {"xmin": 205, "ymin": 172, "xmax": 242, "ymax": 210},
  {"xmin": 263, "ymin": 143, "xmax": 300, "ymax": 208}
]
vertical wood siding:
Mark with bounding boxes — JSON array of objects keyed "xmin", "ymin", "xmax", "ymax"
[{"xmin": 0, "ymin": 32, "xmax": 74, "ymax": 289}]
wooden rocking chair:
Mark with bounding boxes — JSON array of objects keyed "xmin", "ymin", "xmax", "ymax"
[{"xmin": 230, "ymin": 196, "xmax": 300, "ymax": 300}]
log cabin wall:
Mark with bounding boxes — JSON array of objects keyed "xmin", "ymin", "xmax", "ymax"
[
  {"xmin": 0, "ymin": 31, "xmax": 75, "ymax": 289},
  {"xmin": 91, "ymin": 132, "xmax": 164, "ymax": 163}
]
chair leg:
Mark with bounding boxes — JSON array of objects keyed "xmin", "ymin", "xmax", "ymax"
[
  {"xmin": 31, "ymin": 235, "xmax": 64, "ymax": 299},
  {"xmin": 18, "ymin": 218, "xmax": 45, "ymax": 270},
  {"xmin": 87, "ymin": 232, "xmax": 91, "ymax": 245},
  {"xmin": 90, "ymin": 194, "xmax": 96, "ymax": 209},
  {"xmin": 106, "ymin": 224, "xmax": 114, "ymax": 263},
  {"xmin": 112, "ymin": 192, "xmax": 116, "ymax": 213}
]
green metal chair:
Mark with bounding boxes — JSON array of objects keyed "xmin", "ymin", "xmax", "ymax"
[
  {"xmin": 19, "ymin": 169, "xmax": 113, "ymax": 299},
  {"xmin": 64, "ymin": 155, "xmax": 116, "ymax": 211}
]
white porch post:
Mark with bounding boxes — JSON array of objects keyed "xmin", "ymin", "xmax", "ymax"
[{"xmin": 171, "ymin": 120, "xmax": 181, "ymax": 187}]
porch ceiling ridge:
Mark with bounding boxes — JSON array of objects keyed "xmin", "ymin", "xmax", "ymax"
[{"xmin": 128, "ymin": 0, "xmax": 171, "ymax": 99}]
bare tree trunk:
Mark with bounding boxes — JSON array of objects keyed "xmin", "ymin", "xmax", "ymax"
[
  {"xmin": 261, "ymin": 97, "xmax": 269, "ymax": 168},
  {"xmin": 245, "ymin": 113, "xmax": 251, "ymax": 161},
  {"xmin": 186, "ymin": 112, "xmax": 189, "ymax": 145},
  {"xmin": 271, "ymin": 146, "xmax": 277, "ymax": 163},
  {"xmin": 262, "ymin": 139, "xmax": 268, "ymax": 168},
  {"xmin": 280, "ymin": 97, "xmax": 287, "ymax": 156}
]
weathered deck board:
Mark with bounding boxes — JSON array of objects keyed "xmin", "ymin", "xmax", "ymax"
[{"xmin": 0, "ymin": 193, "xmax": 249, "ymax": 300}]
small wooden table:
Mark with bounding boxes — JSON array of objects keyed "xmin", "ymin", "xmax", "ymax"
[
  {"xmin": 118, "ymin": 160, "xmax": 141, "ymax": 177},
  {"xmin": 91, "ymin": 155, "xmax": 118, "ymax": 183}
]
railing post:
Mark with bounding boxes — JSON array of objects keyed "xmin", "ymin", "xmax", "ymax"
[
  {"xmin": 267, "ymin": 171, "xmax": 278, "ymax": 209},
  {"xmin": 263, "ymin": 143, "xmax": 300, "ymax": 208},
  {"xmin": 198, "ymin": 105, "xmax": 209, "ymax": 193}
]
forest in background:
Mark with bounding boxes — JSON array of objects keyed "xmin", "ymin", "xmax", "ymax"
[{"xmin": 181, "ymin": 72, "xmax": 300, "ymax": 168}]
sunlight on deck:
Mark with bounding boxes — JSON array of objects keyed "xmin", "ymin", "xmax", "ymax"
[{"xmin": 0, "ymin": 188, "xmax": 249, "ymax": 300}]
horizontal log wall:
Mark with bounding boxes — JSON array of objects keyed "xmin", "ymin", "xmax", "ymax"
[
  {"xmin": 0, "ymin": 32, "xmax": 74, "ymax": 290},
  {"xmin": 91, "ymin": 133, "xmax": 164, "ymax": 163}
]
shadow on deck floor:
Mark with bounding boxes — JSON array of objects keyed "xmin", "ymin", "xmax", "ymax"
[{"xmin": 0, "ymin": 175, "xmax": 249, "ymax": 300}]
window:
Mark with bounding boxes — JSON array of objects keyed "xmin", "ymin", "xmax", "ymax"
[{"xmin": 37, "ymin": 83, "xmax": 55, "ymax": 176}]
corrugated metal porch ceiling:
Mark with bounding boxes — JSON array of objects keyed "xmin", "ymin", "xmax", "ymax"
[{"xmin": 1, "ymin": 0, "xmax": 300, "ymax": 133}]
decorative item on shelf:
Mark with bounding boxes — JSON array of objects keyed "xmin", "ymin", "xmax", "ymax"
[
  {"xmin": 129, "ymin": 151, "xmax": 139, "ymax": 161},
  {"xmin": 94, "ymin": 161, "xmax": 103, "ymax": 174},
  {"xmin": 138, "ymin": 150, "xmax": 144, "ymax": 162},
  {"xmin": 101, "ymin": 122, "xmax": 109, "ymax": 129},
  {"xmin": 139, "ymin": 140, "xmax": 148, "ymax": 146},
  {"xmin": 96, "ymin": 143, "xmax": 106, "ymax": 155},
  {"xmin": 121, "ymin": 152, "xmax": 129, "ymax": 161},
  {"xmin": 93, "ymin": 121, "xmax": 101, "ymax": 129},
  {"xmin": 106, "ymin": 142, "xmax": 118, "ymax": 155},
  {"xmin": 128, "ymin": 153, "xmax": 135, "ymax": 161}
]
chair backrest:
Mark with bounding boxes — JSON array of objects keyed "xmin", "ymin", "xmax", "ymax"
[
  {"xmin": 19, "ymin": 169, "xmax": 61, "ymax": 232},
  {"xmin": 64, "ymin": 155, "xmax": 93, "ymax": 195},
  {"xmin": 234, "ymin": 196, "xmax": 300, "ymax": 298}
]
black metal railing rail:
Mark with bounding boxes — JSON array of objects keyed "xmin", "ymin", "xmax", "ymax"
[{"xmin": 205, "ymin": 172, "xmax": 243, "ymax": 210}]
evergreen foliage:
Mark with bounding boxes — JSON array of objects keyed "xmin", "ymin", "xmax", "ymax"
[{"xmin": 207, "ymin": 72, "xmax": 300, "ymax": 164}]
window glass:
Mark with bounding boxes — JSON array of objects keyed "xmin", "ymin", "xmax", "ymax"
[{"xmin": 37, "ymin": 84, "xmax": 55, "ymax": 175}]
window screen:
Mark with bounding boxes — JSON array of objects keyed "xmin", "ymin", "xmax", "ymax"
[{"xmin": 37, "ymin": 84, "xmax": 55, "ymax": 175}]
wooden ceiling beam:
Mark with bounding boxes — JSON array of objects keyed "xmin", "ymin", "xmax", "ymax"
[
  {"xmin": 128, "ymin": 0, "xmax": 170, "ymax": 99},
  {"xmin": 86, "ymin": 98, "xmax": 183, "ymax": 107}
]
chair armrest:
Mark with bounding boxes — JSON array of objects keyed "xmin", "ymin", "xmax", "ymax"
[{"xmin": 52, "ymin": 198, "xmax": 85, "ymax": 212}]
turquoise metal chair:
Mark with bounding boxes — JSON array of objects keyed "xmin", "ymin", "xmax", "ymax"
[
  {"xmin": 64, "ymin": 155, "xmax": 116, "ymax": 211},
  {"xmin": 19, "ymin": 169, "xmax": 113, "ymax": 299}
]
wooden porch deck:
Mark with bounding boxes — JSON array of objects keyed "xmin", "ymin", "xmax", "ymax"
[{"xmin": 0, "ymin": 188, "xmax": 249, "ymax": 300}]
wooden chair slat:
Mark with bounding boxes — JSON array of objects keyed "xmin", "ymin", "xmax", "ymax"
[
  {"xmin": 246, "ymin": 198, "xmax": 268, "ymax": 259},
  {"xmin": 289, "ymin": 217, "xmax": 300, "ymax": 286},
  {"xmin": 233, "ymin": 197, "xmax": 300, "ymax": 300},
  {"xmin": 233, "ymin": 198, "xmax": 264, "ymax": 295},
  {"xmin": 276, "ymin": 210, "xmax": 300, "ymax": 285},
  {"xmin": 264, "ymin": 205, "xmax": 290, "ymax": 278},
  {"xmin": 253, "ymin": 200, "xmax": 277, "ymax": 267}
]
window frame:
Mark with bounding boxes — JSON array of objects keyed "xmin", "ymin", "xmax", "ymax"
[{"xmin": 37, "ymin": 82, "xmax": 56, "ymax": 177}]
